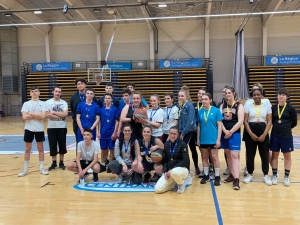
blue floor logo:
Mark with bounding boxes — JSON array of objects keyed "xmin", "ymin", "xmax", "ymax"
[{"xmin": 73, "ymin": 181, "xmax": 190, "ymax": 193}]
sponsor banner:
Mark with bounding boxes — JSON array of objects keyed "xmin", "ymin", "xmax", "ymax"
[
  {"xmin": 266, "ymin": 55, "xmax": 300, "ymax": 66},
  {"xmin": 159, "ymin": 58, "xmax": 202, "ymax": 69},
  {"xmin": 32, "ymin": 62, "xmax": 72, "ymax": 72},
  {"xmin": 73, "ymin": 180, "xmax": 190, "ymax": 193},
  {"xmin": 102, "ymin": 62, "xmax": 132, "ymax": 70}
]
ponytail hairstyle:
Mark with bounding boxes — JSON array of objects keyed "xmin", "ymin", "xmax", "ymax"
[
  {"xmin": 150, "ymin": 94, "xmax": 160, "ymax": 107},
  {"xmin": 225, "ymin": 87, "xmax": 237, "ymax": 100},
  {"xmin": 178, "ymin": 85, "xmax": 193, "ymax": 107}
]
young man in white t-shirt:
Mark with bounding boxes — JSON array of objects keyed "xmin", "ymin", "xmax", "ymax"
[
  {"xmin": 45, "ymin": 86, "xmax": 68, "ymax": 171},
  {"xmin": 19, "ymin": 86, "xmax": 48, "ymax": 177}
]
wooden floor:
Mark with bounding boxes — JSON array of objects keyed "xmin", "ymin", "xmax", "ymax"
[{"xmin": 1, "ymin": 116, "xmax": 300, "ymax": 225}]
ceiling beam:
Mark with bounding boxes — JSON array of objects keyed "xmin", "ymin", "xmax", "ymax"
[
  {"xmin": 140, "ymin": 5, "xmax": 155, "ymax": 30},
  {"xmin": 0, "ymin": 0, "xmax": 50, "ymax": 35},
  {"xmin": 65, "ymin": 0, "xmax": 101, "ymax": 33},
  {"xmin": 205, "ymin": 0, "xmax": 212, "ymax": 28},
  {"xmin": 263, "ymin": 0, "xmax": 284, "ymax": 25}
]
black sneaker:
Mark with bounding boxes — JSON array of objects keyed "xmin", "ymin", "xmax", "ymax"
[
  {"xmin": 48, "ymin": 162, "xmax": 57, "ymax": 171},
  {"xmin": 224, "ymin": 174, "xmax": 234, "ymax": 183},
  {"xmin": 143, "ymin": 173, "xmax": 151, "ymax": 183},
  {"xmin": 107, "ymin": 167, "xmax": 112, "ymax": 173},
  {"xmin": 214, "ymin": 176, "xmax": 221, "ymax": 186},
  {"xmin": 105, "ymin": 159, "xmax": 109, "ymax": 166},
  {"xmin": 59, "ymin": 162, "xmax": 66, "ymax": 170},
  {"xmin": 131, "ymin": 172, "xmax": 143, "ymax": 185},
  {"xmin": 233, "ymin": 178, "xmax": 240, "ymax": 190},
  {"xmin": 200, "ymin": 175, "xmax": 210, "ymax": 184},
  {"xmin": 150, "ymin": 173, "xmax": 159, "ymax": 182},
  {"xmin": 99, "ymin": 164, "xmax": 106, "ymax": 173},
  {"xmin": 93, "ymin": 172, "xmax": 98, "ymax": 182}
]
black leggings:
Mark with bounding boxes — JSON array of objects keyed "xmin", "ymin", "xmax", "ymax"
[
  {"xmin": 183, "ymin": 131, "xmax": 199, "ymax": 170},
  {"xmin": 244, "ymin": 122, "xmax": 269, "ymax": 175}
]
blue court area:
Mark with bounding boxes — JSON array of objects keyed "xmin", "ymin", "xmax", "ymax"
[
  {"xmin": 0, "ymin": 135, "xmax": 77, "ymax": 154},
  {"xmin": 293, "ymin": 136, "xmax": 300, "ymax": 149}
]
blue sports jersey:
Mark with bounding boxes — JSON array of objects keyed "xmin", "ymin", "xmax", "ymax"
[
  {"xmin": 99, "ymin": 105, "xmax": 120, "ymax": 139},
  {"xmin": 98, "ymin": 96, "xmax": 120, "ymax": 109},
  {"xmin": 76, "ymin": 101, "xmax": 101, "ymax": 129},
  {"xmin": 120, "ymin": 96, "xmax": 147, "ymax": 107},
  {"xmin": 197, "ymin": 106, "xmax": 223, "ymax": 144}
]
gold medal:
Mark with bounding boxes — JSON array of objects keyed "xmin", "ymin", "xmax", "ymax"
[
  {"xmin": 86, "ymin": 114, "xmax": 89, "ymax": 118},
  {"xmin": 146, "ymin": 155, "xmax": 149, "ymax": 160},
  {"xmin": 107, "ymin": 119, "xmax": 110, "ymax": 122},
  {"xmin": 85, "ymin": 161, "xmax": 88, "ymax": 164},
  {"xmin": 124, "ymin": 153, "xmax": 128, "ymax": 157},
  {"xmin": 277, "ymin": 103, "xmax": 287, "ymax": 124},
  {"xmin": 278, "ymin": 120, "xmax": 282, "ymax": 123},
  {"xmin": 170, "ymin": 158, "xmax": 174, "ymax": 161}
]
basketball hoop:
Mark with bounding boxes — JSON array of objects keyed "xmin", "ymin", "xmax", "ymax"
[{"xmin": 95, "ymin": 78, "xmax": 101, "ymax": 85}]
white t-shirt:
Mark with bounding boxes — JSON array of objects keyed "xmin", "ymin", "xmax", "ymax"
[
  {"xmin": 78, "ymin": 140, "xmax": 99, "ymax": 161},
  {"xmin": 147, "ymin": 108, "xmax": 164, "ymax": 137},
  {"xmin": 162, "ymin": 105, "xmax": 179, "ymax": 134},
  {"xmin": 244, "ymin": 100, "xmax": 272, "ymax": 123},
  {"xmin": 45, "ymin": 98, "xmax": 68, "ymax": 128},
  {"xmin": 21, "ymin": 100, "xmax": 46, "ymax": 132}
]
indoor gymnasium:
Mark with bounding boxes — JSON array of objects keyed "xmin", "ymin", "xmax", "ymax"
[{"xmin": 0, "ymin": 0, "xmax": 300, "ymax": 224}]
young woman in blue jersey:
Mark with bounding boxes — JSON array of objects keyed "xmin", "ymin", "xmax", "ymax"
[
  {"xmin": 76, "ymin": 88, "xmax": 100, "ymax": 142},
  {"xmin": 120, "ymin": 92, "xmax": 144, "ymax": 139},
  {"xmin": 132, "ymin": 125, "xmax": 164, "ymax": 183},
  {"xmin": 162, "ymin": 93, "xmax": 178, "ymax": 143},
  {"xmin": 98, "ymin": 93, "xmax": 120, "ymax": 173},
  {"xmin": 243, "ymin": 88, "xmax": 272, "ymax": 186},
  {"xmin": 220, "ymin": 87, "xmax": 244, "ymax": 190},
  {"xmin": 270, "ymin": 88, "xmax": 297, "ymax": 187},
  {"xmin": 197, "ymin": 93, "xmax": 223, "ymax": 186}
]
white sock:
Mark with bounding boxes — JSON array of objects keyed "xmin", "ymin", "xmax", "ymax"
[
  {"xmin": 204, "ymin": 167, "xmax": 209, "ymax": 176},
  {"xmin": 24, "ymin": 161, "xmax": 29, "ymax": 170},
  {"xmin": 215, "ymin": 168, "xmax": 220, "ymax": 176},
  {"xmin": 100, "ymin": 162, "xmax": 105, "ymax": 166},
  {"xmin": 39, "ymin": 161, "xmax": 44, "ymax": 170}
]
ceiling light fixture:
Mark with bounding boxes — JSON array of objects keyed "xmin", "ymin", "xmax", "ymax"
[
  {"xmin": 4, "ymin": 13, "xmax": 12, "ymax": 17},
  {"xmin": 186, "ymin": 3, "xmax": 194, "ymax": 8},
  {"xmin": 33, "ymin": 10, "xmax": 42, "ymax": 14},
  {"xmin": 93, "ymin": 8, "xmax": 101, "ymax": 13},
  {"xmin": 158, "ymin": 4, "xmax": 167, "ymax": 8},
  {"xmin": 107, "ymin": 8, "xmax": 115, "ymax": 15}
]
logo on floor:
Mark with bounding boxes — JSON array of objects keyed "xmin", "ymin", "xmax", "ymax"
[{"xmin": 73, "ymin": 181, "xmax": 190, "ymax": 193}]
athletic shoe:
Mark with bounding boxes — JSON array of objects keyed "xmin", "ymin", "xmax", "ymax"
[
  {"xmin": 18, "ymin": 169, "xmax": 28, "ymax": 177},
  {"xmin": 209, "ymin": 164, "xmax": 214, "ymax": 172},
  {"xmin": 198, "ymin": 170, "xmax": 205, "ymax": 177},
  {"xmin": 195, "ymin": 167, "xmax": 201, "ymax": 176},
  {"xmin": 264, "ymin": 175, "xmax": 272, "ymax": 186},
  {"xmin": 59, "ymin": 162, "xmax": 66, "ymax": 170},
  {"xmin": 143, "ymin": 173, "xmax": 151, "ymax": 183},
  {"xmin": 283, "ymin": 177, "xmax": 290, "ymax": 187},
  {"xmin": 186, "ymin": 173, "xmax": 193, "ymax": 185},
  {"xmin": 99, "ymin": 164, "xmax": 106, "ymax": 173},
  {"xmin": 177, "ymin": 182, "xmax": 186, "ymax": 194},
  {"xmin": 93, "ymin": 173, "xmax": 98, "ymax": 182},
  {"xmin": 117, "ymin": 174, "xmax": 123, "ymax": 184},
  {"xmin": 244, "ymin": 167, "xmax": 248, "ymax": 176},
  {"xmin": 150, "ymin": 173, "xmax": 159, "ymax": 182},
  {"xmin": 48, "ymin": 163, "xmax": 57, "ymax": 171},
  {"xmin": 87, "ymin": 168, "xmax": 93, "ymax": 173},
  {"xmin": 272, "ymin": 175, "xmax": 278, "ymax": 185},
  {"xmin": 107, "ymin": 167, "xmax": 112, "ymax": 173},
  {"xmin": 214, "ymin": 176, "xmax": 221, "ymax": 186},
  {"xmin": 224, "ymin": 174, "xmax": 234, "ymax": 183},
  {"xmin": 105, "ymin": 159, "xmax": 109, "ymax": 166},
  {"xmin": 209, "ymin": 172, "xmax": 215, "ymax": 180},
  {"xmin": 78, "ymin": 172, "xmax": 89, "ymax": 184},
  {"xmin": 223, "ymin": 168, "xmax": 230, "ymax": 175},
  {"xmin": 243, "ymin": 174, "xmax": 253, "ymax": 184},
  {"xmin": 200, "ymin": 175, "xmax": 210, "ymax": 184},
  {"xmin": 233, "ymin": 178, "xmax": 240, "ymax": 190},
  {"xmin": 40, "ymin": 168, "xmax": 49, "ymax": 175},
  {"xmin": 125, "ymin": 174, "xmax": 131, "ymax": 185}
]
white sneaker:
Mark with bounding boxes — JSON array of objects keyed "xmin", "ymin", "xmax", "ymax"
[
  {"xmin": 117, "ymin": 174, "xmax": 123, "ymax": 184},
  {"xmin": 243, "ymin": 174, "xmax": 253, "ymax": 183},
  {"xmin": 244, "ymin": 167, "xmax": 248, "ymax": 176},
  {"xmin": 264, "ymin": 175, "xmax": 272, "ymax": 186},
  {"xmin": 272, "ymin": 176, "xmax": 278, "ymax": 185},
  {"xmin": 87, "ymin": 168, "xmax": 93, "ymax": 173},
  {"xmin": 40, "ymin": 168, "xmax": 49, "ymax": 175},
  {"xmin": 18, "ymin": 169, "xmax": 28, "ymax": 177},
  {"xmin": 283, "ymin": 177, "xmax": 290, "ymax": 187},
  {"xmin": 223, "ymin": 168, "xmax": 230, "ymax": 175},
  {"xmin": 185, "ymin": 173, "xmax": 193, "ymax": 185},
  {"xmin": 177, "ymin": 182, "xmax": 186, "ymax": 194}
]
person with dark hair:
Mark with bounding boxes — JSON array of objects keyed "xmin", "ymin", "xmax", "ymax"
[
  {"xmin": 18, "ymin": 86, "xmax": 48, "ymax": 177},
  {"xmin": 217, "ymin": 85, "xmax": 229, "ymax": 108},
  {"xmin": 162, "ymin": 93, "xmax": 179, "ymax": 143},
  {"xmin": 155, "ymin": 126, "xmax": 190, "ymax": 194},
  {"xmin": 98, "ymin": 93, "xmax": 120, "ymax": 173},
  {"xmin": 119, "ymin": 88, "xmax": 132, "ymax": 111},
  {"xmin": 108, "ymin": 123, "xmax": 138, "ymax": 184},
  {"xmin": 220, "ymin": 87, "xmax": 244, "ymax": 190},
  {"xmin": 70, "ymin": 78, "xmax": 97, "ymax": 152},
  {"xmin": 119, "ymin": 82, "xmax": 148, "ymax": 109},
  {"xmin": 197, "ymin": 93, "xmax": 223, "ymax": 186},
  {"xmin": 270, "ymin": 88, "xmax": 297, "ymax": 187},
  {"xmin": 97, "ymin": 82, "xmax": 120, "ymax": 109},
  {"xmin": 243, "ymin": 88, "xmax": 272, "ymax": 186},
  {"xmin": 67, "ymin": 128, "xmax": 101, "ymax": 183},
  {"xmin": 45, "ymin": 86, "xmax": 68, "ymax": 171},
  {"xmin": 76, "ymin": 88, "xmax": 100, "ymax": 143}
]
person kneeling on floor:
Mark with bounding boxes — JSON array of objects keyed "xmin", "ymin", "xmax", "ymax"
[{"xmin": 155, "ymin": 126, "xmax": 190, "ymax": 194}]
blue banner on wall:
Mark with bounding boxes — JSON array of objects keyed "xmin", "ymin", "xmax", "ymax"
[
  {"xmin": 159, "ymin": 58, "xmax": 202, "ymax": 69},
  {"xmin": 266, "ymin": 55, "xmax": 300, "ymax": 66},
  {"xmin": 102, "ymin": 62, "xmax": 132, "ymax": 70},
  {"xmin": 31, "ymin": 62, "xmax": 72, "ymax": 72}
]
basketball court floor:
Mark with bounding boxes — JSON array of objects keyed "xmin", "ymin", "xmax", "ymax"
[{"xmin": 1, "ymin": 116, "xmax": 300, "ymax": 225}]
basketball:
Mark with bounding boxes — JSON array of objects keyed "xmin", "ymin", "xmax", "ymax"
[
  {"xmin": 133, "ymin": 108, "xmax": 148, "ymax": 121},
  {"xmin": 150, "ymin": 150, "xmax": 164, "ymax": 164}
]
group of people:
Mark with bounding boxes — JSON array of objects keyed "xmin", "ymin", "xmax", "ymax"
[{"xmin": 18, "ymin": 78, "xmax": 297, "ymax": 194}]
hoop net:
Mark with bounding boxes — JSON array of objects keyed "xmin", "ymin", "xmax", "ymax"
[{"xmin": 88, "ymin": 68, "xmax": 111, "ymax": 84}]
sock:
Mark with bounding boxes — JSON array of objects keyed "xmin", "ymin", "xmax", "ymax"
[
  {"xmin": 100, "ymin": 162, "xmax": 105, "ymax": 166},
  {"xmin": 39, "ymin": 161, "xmax": 44, "ymax": 170},
  {"xmin": 215, "ymin": 168, "xmax": 220, "ymax": 176},
  {"xmin": 204, "ymin": 167, "xmax": 209, "ymax": 176},
  {"xmin": 284, "ymin": 169, "xmax": 290, "ymax": 178},
  {"xmin": 53, "ymin": 160, "xmax": 57, "ymax": 165},
  {"xmin": 24, "ymin": 161, "xmax": 29, "ymax": 170},
  {"xmin": 272, "ymin": 168, "xmax": 278, "ymax": 177}
]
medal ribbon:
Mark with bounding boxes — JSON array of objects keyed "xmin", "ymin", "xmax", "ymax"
[
  {"xmin": 253, "ymin": 102, "xmax": 263, "ymax": 119},
  {"xmin": 178, "ymin": 101, "xmax": 187, "ymax": 117},
  {"xmin": 204, "ymin": 106, "xmax": 212, "ymax": 122},
  {"xmin": 150, "ymin": 107, "xmax": 160, "ymax": 122},
  {"xmin": 169, "ymin": 139, "xmax": 178, "ymax": 159},
  {"xmin": 124, "ymin": 141, "xmax": 130, "ymax": 154},
  {"xmin": 166, "ymin": 105, "xmax": 174, "ymax": 121},
  {"xmin": 143, "ymin": 139, "xmax": 151, "ymax": 156},
  {"xmin": 85, "ymin": 103, "xmax": 91, "ymax": 118},
  {"xmin": 277, "ymin": 103, "xmax": 287, "ymax": 120},
  {"xmin": 78, "ymin": 92, "xmax": 85, "ymax": 102},
  {"xmin": 226, "ymin": 101, "xmax": 235, "ymax": 116},
  {"xmin": 197, "ymin": 101, "xmax": 203, "ymax": 111}
]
